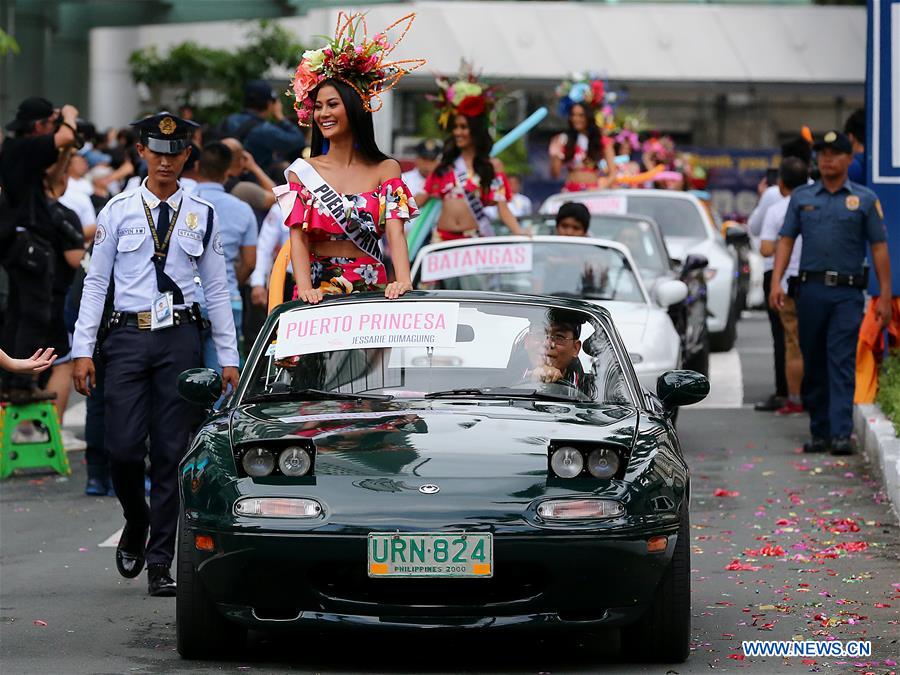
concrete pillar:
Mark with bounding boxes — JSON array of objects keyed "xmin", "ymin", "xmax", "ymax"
[{"xmin": 89, "ymin": 26, "xmax": 140, "ymax": 128}]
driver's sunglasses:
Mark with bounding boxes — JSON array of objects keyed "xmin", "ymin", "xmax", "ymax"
[{"xmin": 526, "ymin": 328, "xmax": 576, "ymax": 345}]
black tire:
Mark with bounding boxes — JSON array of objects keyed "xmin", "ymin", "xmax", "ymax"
[
  {"xmin": 683, "ymin": 328, "xmax": 710, "ymax": 377},
  {"xmin": 621, "ymin": 513, "xmax": 691, "ymax": 663},
  {"xmin": 709, "ymin": 303, "xmax": 737, "ymax": 352},
  {"xmin": 176, "ymin": 522, "xmax": 246, "ymax": 659}
]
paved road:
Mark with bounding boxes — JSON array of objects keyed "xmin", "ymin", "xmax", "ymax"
[{"xmin": 2, "ymin": 313, "xmax": 898, "ymax": 674}]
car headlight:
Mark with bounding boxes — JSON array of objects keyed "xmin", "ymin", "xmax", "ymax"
[
  {"xmin": 537, "ymin": 499, "xmax": 624, "ymax": 520},
  {"xmin": 704, "ymin": 267, "xmax": 718, "ymax": 280},
  {"xmin": 234, "ymin": 497, "xmax": 322, "ymax": 518},
  {"xmin": 278, "ymin": 446, "xmax": 312, "ymax": 477},
  {"xmin": 587, "ymin": 448, "xmax": 620, "ymax": 479},
  {"xmin": 242, "ymin": 447, "xmax": 275, "ymax": 477},
  {"xmin": 550, "ymin": 446, "xmax": 584, "ymax": 478}
]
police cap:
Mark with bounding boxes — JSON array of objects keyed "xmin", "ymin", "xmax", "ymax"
[
  {"xmin": 130, "ymin": 111, "xmax": 199, "ymax": 154},
  {"xmin": 813, "ymin": 130, "xmax": 853, "ymax": 154},
  {"xmin": 414, "ymin": 138, "xmax": 442, "ymax": 160}
]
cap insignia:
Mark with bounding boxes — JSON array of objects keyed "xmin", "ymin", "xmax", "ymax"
[
  {"xmin": 159, "ymin": 116, "xmax": 177, "ymax": 135},
  {"xmin": 824, "ymin": 131, "xmax": 837, "ymax": 143}
]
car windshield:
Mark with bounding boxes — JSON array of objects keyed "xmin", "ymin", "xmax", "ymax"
[
  {"xmin": 625, "ymin": 196, "xmax": 708, "ymax": 240},
  {"xmin": 415, "ymin": 242, "xmax": 646, "ymax": 304},
  {"xmin": 243, "ymin": 300, "xmax": 633, "ymax": 406},
  {"xmin": 587, "ymin": 216, "xmax": 669, "ymax": 274}
]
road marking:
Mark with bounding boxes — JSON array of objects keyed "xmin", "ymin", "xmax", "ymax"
[
  {"xmin": 99, "ymin": 528, "xmax": 122, "ymax": 548},
  {"xmin": 694, "ymin": 349, "xmax": 743, "ymax": 409}
]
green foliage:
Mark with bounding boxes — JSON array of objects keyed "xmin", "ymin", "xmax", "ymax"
[
  {"xmin": 876, "ymin": 352, "xmax": 900, "ymax": 436},
  {"xmin": 128, "ymin": 21, "xmax": 303, "ymax": 122},
  {"xmin": 0, "ymin": 28, "xmax": 20, "ymax": 57}
]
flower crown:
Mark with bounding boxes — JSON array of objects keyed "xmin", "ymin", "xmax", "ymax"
[
  {"xmin": 432, "ymin": 62, "xmax": 498, "ymax": 130},
  {"xmin": 289, "ymin": 12, "xmax": 425, "ymax": 127}
]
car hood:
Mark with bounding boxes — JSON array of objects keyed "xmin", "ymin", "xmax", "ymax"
[
  {"xmin": 230, "ymin": 399, "xmax": 638, "ymax": 479},
  {"xmin": 661, "ymin": 236, "xmax": 707, "ymax": 261},
  {"xmin": 584, "ymin": 300, "xmax": 648, "ymax": 347}
]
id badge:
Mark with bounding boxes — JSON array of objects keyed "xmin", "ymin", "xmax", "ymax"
[{"xmin": 151, "ymin": 291, "xmax": 174, "ymax": 331}]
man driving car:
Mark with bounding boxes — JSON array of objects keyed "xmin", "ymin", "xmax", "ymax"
[{"xmin": 521, "ymin": 311, "xmax": 595, "ymax": 398}]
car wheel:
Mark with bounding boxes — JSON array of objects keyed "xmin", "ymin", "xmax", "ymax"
[
  {"xmin": 683, "ymin": 328, "xmax": 710, "ymax": 377},
  {"xmin": 709, "ymin": 303, "xmax": 737, "ymax": 352},
  {"xmin": 176, "ymin": 521, "xmax": 246, "ymax": 659},
  {"xmin": 621, "ymin": 513, "xmax": 691, "ymax": 663}
]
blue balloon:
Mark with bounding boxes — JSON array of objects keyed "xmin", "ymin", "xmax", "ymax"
[{"xmin": 569, "ymin": 83, "xmax": 589, "ymax": 103}]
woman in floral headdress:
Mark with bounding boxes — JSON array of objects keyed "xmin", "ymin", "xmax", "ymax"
[
  {"xmin": 276, "ymin": 12, "xmax": 425, "ymax": 304},
  {"xmin": 416, "ymin": 66, "xmax": 524, "ymax": 241},
  {"xmin": 548, "ymin": 75, "xmax": 618, "ymax": 192}
]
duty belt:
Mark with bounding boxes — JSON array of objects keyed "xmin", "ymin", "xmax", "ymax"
[
  {"xmin": 798, "ymin": 269, "xmax": 867, "ymax": 289},
  {"xmin": 107, "ymin": 306, "xmax": 202, "ymax": 331}
]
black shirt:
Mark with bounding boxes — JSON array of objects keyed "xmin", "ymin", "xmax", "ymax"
[
  {"xmin": 0, "ymin": 134, "xmax": 59, "ymax": 236},
  {"xmin": 47, "ymin": 200, "xmax": 84, "ymax": 296}
]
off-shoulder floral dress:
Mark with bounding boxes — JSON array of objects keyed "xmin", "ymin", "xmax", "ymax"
[{"xmin": 283, "ymin": 178, "xmax": 419, "ymax": 294}]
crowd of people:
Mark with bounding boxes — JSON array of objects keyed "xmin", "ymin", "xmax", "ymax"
[{"xmin": 0, "ymin": 10, "xmax": 890, "ymax": 597}]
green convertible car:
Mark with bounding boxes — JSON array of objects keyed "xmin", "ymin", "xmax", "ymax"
[{"xmin": 175, "ymin": 291, "xmax": 708, "ymax": 662}]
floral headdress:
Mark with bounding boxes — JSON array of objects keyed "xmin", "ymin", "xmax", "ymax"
[
  {"xmin": 557, "ymin": 73, "xmax": 627, "ymax": 134},
  {"xmin": 289, "ymin": 12, "xmax": 425, "ymax": 127},
  {"xmin": 431, "ymin": 62, "xmax": 498, "ymax": 130}
]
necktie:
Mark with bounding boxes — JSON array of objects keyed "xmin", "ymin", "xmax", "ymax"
[
  {"xmin": 151, "ymin": 200, "xmax": 184, "ymax": 304},
  {"xmin": 156, "ymin": 201, "xmax": 171, "ymax": 243}
]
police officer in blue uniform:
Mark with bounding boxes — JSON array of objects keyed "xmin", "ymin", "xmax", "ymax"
[
  {"xmin": 770, "ymin": 131, "xmax": 892, "ymax": 456},
  {"xmin": 72, "ymin": 112, "xmax": 240, "ymax": 596}
]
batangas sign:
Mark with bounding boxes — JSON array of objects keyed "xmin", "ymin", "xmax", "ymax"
[
  {"xmin": 275, "ymin": 302, "xmax": 460, "ymax": 357},
  {"xmin": 420, "ymin": 243, "xmax": 533, "ymax": 282}
]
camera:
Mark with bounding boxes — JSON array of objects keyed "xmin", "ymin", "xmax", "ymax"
[{"xmin": 52, "ymin": 112, "xmax": 90, "ymax": 149}]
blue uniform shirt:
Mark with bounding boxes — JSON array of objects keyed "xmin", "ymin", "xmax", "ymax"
[
  {"xmin": 222, "ymin": 111, "xmax": 306, "ymax": 172},
  {"xmin": 780, "ymin": 179, "xmax": 886, "ymax": 275},
  {"xmin": 72, "ymin": 179, "xmax": 240, "ymax": 366},
  {"xmin": 193, "ymin": 182, "xmax": 257, "ymax": 301}
]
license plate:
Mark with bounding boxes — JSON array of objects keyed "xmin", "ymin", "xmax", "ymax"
[{"xmin": 367, "ymin": 532, "xmax": 493, "ymax": 578}]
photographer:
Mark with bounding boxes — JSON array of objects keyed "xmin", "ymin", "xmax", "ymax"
[{"xmin": 0, "ymin": 97, "xmax": 81, "ymax": 401}]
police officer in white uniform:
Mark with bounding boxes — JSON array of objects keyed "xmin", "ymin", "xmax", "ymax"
[{"xmin": 72, "ymin": 112, "xmax": 239, "ymax": 596}]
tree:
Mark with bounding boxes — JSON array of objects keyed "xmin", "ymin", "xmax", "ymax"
[
  {"xmin": 0, "ymin": 28, "xmax": 20, "ymax": 57},
  {"xmin": 128, "ymin": 21, "xmax": 304, "ymax": 122}
]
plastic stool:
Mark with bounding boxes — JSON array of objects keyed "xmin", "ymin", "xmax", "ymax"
[{"xmin": 0, "ymin": 400, "xmax": 70, "ymax": 478}]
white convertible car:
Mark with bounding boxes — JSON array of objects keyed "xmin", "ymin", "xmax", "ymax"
[
  {"xmin": 411, "ymin": 236, "xmax": 685, "ymax": 392},
  {"xmin": 540, "ymin": 190, "xmax": 740, "ymax": 352}
]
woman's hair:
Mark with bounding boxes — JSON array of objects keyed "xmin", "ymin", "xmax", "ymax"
[
  {"xmin": 435, "ymin": 113, "xmax": 495, "ymax": 187},
  {"xmin": 309, "ymin": 78, "xmax": 390, "ymax": 164},
  {"xmin": 565, "ymin": 103, "xmax": 603, "ymax": 165}
]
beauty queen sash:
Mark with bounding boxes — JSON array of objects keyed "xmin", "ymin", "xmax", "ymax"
[
  {"xmin": 274, "ymin": 158, "xmax": 384, "ymax": 263},
  {"xmin": 453, "ymin": 156, "xmax": 495, "ymax": 238}
]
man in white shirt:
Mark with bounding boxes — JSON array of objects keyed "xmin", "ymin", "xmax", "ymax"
[
  {"xmin": 249, "ymin": 203, "xmax": 291, "ymax": 308},
  {"xmin": 59, "ymin": 151, "xmax": 97, "ymax": 243},
  {"xmin": 759, "ymin": 157, "xmax": 809, "ymax": 417},
  {"xmin": 747, "ymin": 137, "xmax": 811, "ymax": 411},
  {"xmin": 401, "ymin": 139, "xmax": 441, "ymax": 200}
]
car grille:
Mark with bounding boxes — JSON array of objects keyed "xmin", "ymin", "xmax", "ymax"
[{"xmin": 308, "ymin": 561, "xmax": 547, "ymax": 615}]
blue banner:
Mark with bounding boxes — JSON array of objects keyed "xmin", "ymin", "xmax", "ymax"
[{"xmin": 868, "ymin": 0, "xmax": 900, "ymax": 295}]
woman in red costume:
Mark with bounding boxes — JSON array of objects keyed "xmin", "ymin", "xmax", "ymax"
[
  {"xmin": 548, "ymin": 75, "xmax": 617, "ymax": 192},
  {"xmin": 416, "ymin": 66, "xmax": 524, "ymax": 241},
  {"xmin": 275, "ymin": 12, "xmax": 425, "ymax": 305}
]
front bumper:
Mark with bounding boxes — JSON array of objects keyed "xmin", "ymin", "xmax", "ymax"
[{"xmin": 187, "ymin": 525, "xmax": 678, "ymax": 630}]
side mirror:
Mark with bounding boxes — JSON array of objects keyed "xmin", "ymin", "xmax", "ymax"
[
  {"xmin": 656, "ymin": 370, "xmax": 709, "ymax": 409},
  {"xmin": 655, "ymin": 279, "xmax": 689, "ymax": 307},
  {"xmin": 682, "ymin": 253, "xmax": 708, "ymax": 274},
  {"xmin": 725, "ymin": 224, "xmax": 749, "ymax": 247},
  {"xmin": 177, "ymin": 368, "xmax": 223, "ymax": 408}
]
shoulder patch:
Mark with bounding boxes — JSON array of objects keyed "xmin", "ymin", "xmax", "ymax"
[
  {"xmin": 93, "ymin": 225, "xmax": 106, "ymax": 245},
  {"xmin": 875, "ymin": 199, "xmax": 884, "ymax": 219},
  {"xmin": 213, "ymin": 232, "xmax": 224, "ymax": 255}
]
